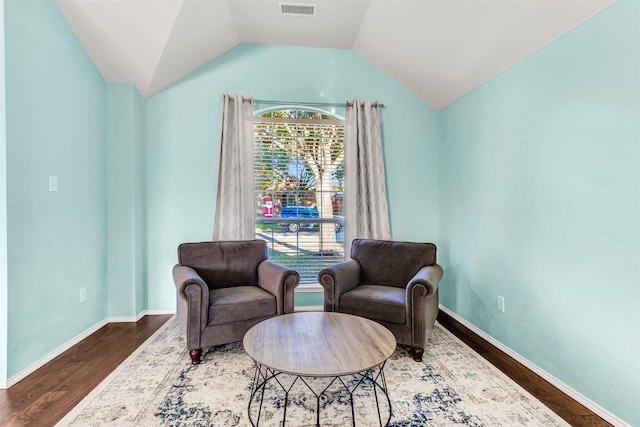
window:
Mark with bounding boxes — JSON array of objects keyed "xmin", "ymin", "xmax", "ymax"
[{"xmin": 254, "ymin": 109, "xmax": 345, "ymax": 284}]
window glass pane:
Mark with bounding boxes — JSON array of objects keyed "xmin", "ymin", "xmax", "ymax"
[{"xmin": 254, "ymin": 110, "xmax": 345, "ymax": 283}]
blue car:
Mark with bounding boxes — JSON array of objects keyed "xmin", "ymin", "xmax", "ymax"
[
  {"xmin": 279, "ymin": 206, "xmax": 342, "ymax": 232},
  {"xmin": 279, "ymin": 206, "xmax": 319, "ymax": 232}
]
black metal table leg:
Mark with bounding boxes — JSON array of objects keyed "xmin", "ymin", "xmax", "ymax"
[{"xmin": 248, "ymin": 362, "xmax": 391, "ymax": 426}]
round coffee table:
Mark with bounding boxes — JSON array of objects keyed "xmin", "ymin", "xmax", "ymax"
[{"xmin": 243, "ymin": 312, "xmax": 396, "ymax": 426}]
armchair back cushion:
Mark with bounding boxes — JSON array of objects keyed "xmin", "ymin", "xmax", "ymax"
[
  {"xmin": 178, "ymin": 240, "xmax": 267, "ymax": 289},
  {"xmin": 351, "ymin": 239, "xmax": 436, "ymax": 288}
]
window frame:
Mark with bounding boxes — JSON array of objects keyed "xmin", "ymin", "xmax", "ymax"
[{"xmin": 253, "ymin": 108, "xmax": 345, "ymax": 288}]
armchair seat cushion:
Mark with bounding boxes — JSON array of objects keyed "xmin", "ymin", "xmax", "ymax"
[
  {"xmin": 340, "ymin": 285, "xmax": 406, "ymax": 324},
  {"xmin": 208, "ymin": 286, "xmax": 276, "ymax": 326}
]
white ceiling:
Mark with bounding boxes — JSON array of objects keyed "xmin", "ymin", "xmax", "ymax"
[{"xmin": 55, "ymin": 0, "xmax": 615, "ymax": 111}]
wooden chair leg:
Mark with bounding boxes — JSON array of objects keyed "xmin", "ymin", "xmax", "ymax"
[
  {"xmin": 412, "ymin": 347, "xmax": 424, "ymax": 362},
  {"xmin": 190, "ymin": 349, "xmax": 202, "ymax": 364}
]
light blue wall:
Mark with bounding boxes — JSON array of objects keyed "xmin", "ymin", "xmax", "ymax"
[
  {"xmin": 106, "ymin": 83, "xmax": 145, "ymax": 317},
  {"xmin": 144, "ymin": 44, "xmax": 440, "ymax": 310},
  {"xmin": 294, "ymin": 291, "xmax": 323, "ymax": 308},
  {"xmin": 438, "ymin": 2, "xmax": 640, "ymax": 424},
  {"xmin": 1, "ymin": 2, "xmax": 634, "ymax": 423},
  {"xmin": 4, "ymin": 0, "xmax": 108, "ymax": 378},
  {"xmin": 0, "ymin": 0, "xmax": 8, "ymax": 384}
]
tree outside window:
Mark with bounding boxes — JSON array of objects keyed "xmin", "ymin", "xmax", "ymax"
[{"xmin": 254, "ymin": 109, "xmax": 345, "ymax": 283}]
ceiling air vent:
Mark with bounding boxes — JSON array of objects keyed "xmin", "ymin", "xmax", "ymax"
[{"xmin": 279, "ymin": 2, "xmax": 316, "ymax": 17}]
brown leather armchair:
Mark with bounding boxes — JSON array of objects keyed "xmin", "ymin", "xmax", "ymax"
[
  {"xmin": 173, "ymin": 240, "xmax": 300, "ymax": 364},
  {"xmin": 318, "ymin": 239, "xmax": 443, "ymax": 362}
]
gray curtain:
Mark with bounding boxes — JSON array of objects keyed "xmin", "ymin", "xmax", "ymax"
[
  {"xmin": 344, "ymin": 100, "xmax": 391, "ymax": 253},
  {"xmin": 212, "ymin": 94, "xmax": 255, "ymax": 240}
]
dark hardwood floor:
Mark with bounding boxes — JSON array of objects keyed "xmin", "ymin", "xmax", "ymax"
[
  {"xmin": 0, "ymin": 315, "xmax": 172, "ymax": 427},
  {"xmin": 0, "ymin": 312, "xmax": 612, "ymax": 427},
  {"xmin": 437, "ymin": 311, "xmax": 613, "ymax": 427}
]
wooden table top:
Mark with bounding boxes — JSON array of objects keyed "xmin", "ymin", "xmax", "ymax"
[{"xmin": 243, "ymin": 312, "xmax": 396, "ymax": 377}]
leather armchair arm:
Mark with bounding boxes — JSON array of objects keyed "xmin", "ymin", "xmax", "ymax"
[
  {"xmin": 258, "ymin": 260, "xmax": 300, "ymax": 314},
  {"xmin": 318, "ymin": 259, "xmax": 361, "ymax": 312},
  {"xmin": 173, "ymin": 265, "xmax": 210, "ymax": 351},
  {"xmin": 406, "ymin": 264, "xmax": 444, "ymax": 347},
  {"xmin": 173, "ymin": 265, "xmax": 208, "ymax": 299},
  {"xmin": 406, "ymin": 264, "xmax": 443, "ymax": 300}
]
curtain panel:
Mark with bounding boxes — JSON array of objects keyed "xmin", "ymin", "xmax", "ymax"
[
  {"xmin": 344, "ymin": 100, "xmax": 391, "ymax": 253},
  {"xmin": 212, "ymin": 94, "xmax": 255, "ymax": 240}
]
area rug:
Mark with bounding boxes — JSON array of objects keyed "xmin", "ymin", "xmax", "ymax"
[{"xmin": 56, "ymin": 316, "xmax": 569, "ymax": 427}]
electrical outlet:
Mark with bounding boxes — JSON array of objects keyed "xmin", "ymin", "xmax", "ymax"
[
  {"xmin": 49, "ymin": 175, "xmax": 58, "ymax": 192},
  {"xmin": 497, "ymin": 295, "xmax": 505, "ymax": 312},
  {"xmin": 80, "ymin": 287, "xmax": 87, "ymax": 303}
]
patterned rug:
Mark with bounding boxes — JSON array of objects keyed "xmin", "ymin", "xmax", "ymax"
[{"xmin": 56, "ymin": 316, "xmax": 569, "ymax": 427}]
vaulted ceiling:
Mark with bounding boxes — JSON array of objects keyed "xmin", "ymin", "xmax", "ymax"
[{"xmin": 55, "ymin": 0, "xmax": 615, "ymax": 111}]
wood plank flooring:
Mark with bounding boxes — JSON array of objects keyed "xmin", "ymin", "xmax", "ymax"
[
  {"xmin": 437, "ymin": 311, "xmax": 613, "ymax": 427},
  {"xmin": 0, "ymin": 315, "xmax": 172, "ymax": 427},
  {"xmin": 0, "ymin": 312, "xmax": 612, "ymax": 426}
]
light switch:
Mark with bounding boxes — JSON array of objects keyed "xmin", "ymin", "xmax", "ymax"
[{"xmin": 49, "ymin": 175, "xmax": 58, "ymax": 192}]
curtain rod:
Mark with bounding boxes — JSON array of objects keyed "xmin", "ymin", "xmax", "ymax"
[{"xmin": 252, "ymin": 99, "xmax": 385, "ymax": 108}]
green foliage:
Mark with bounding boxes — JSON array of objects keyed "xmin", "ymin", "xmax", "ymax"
[
  {"xmin": 255, "ymin": 108, "xmax": 346, "ymax": 281},
  {"xmin": 254, "ymin": 108, "xmax": 345, "ymax": 200}
]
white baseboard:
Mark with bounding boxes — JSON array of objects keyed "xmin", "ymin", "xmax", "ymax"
[
  {"xmin": 295, "ymin": 284, "xmax": 323, "ymax": 292},
  {"xmin": 3, "ymin": 318, "xmax": 109, "ymax": 389},
  {"xmin": 142, "ymin": 309, "xmax": 176, "ymax": 316},
  {"xmin": 107, "ymin": 315, "xmax": 143, "ymax": 323},
  {"xmin": 107, "ymin": 309, "xmax": 175, "ymax": 323},
  {"xmin": 439, "ymin": 305, "xmax": 630, "ymax": 427},
  {"xmin": 2, "ymin": 309, "xmax": 176, "ymax": 389},
  {"xmin": 295, "ymin": 305, "xmax": 323, "ymax": 312}
]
